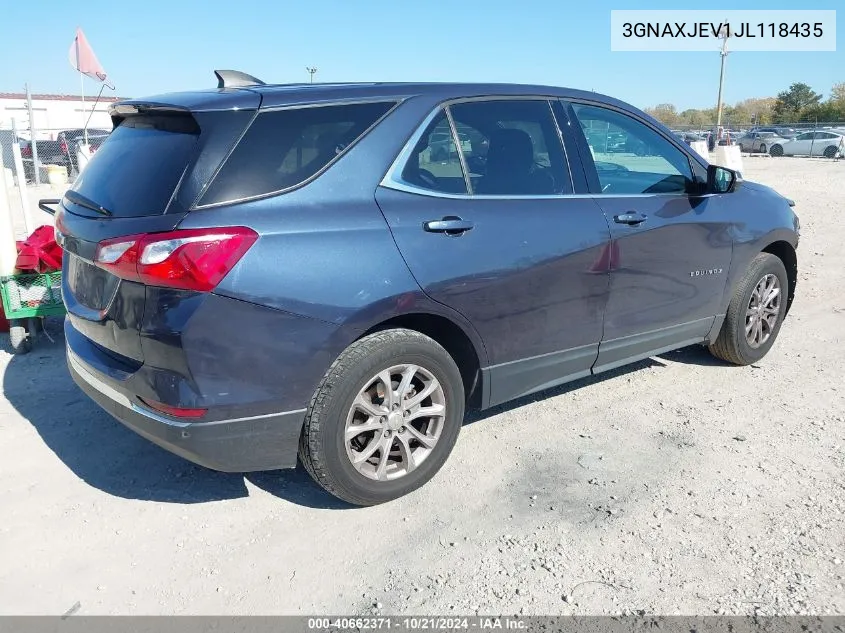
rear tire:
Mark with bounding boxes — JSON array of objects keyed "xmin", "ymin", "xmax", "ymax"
[
  {"xmin": 299, "ymin": 328, "xmax": 465, "ymax": 506},
  {"xmin": 9, "ymin": 322, "xmax": 31, "ymax": 355},
  {"xmin": 759, "ymin": 144, "xmax": 766, "ymax": 154},
  {"xmin": 823, "ymin": 145, "xmax": 837, "ymax": 159},
  {"xmin": 709, "ymin": 253, "xmax": 789, "ymax": 366}
]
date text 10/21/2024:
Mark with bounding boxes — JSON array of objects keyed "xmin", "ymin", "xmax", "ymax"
[{"xmin": 307, "ymin": 617, "xmax": 527, "ymax": 630}]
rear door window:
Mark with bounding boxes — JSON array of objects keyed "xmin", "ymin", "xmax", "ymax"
[
  {"xmin": 399, "ymin": 111, "xmax": 469, "ymax": 194},
  {"xmin": 68, "ymin": 113, "xmax": 199, "ymax": 217},
  {"xmin": 448, "ymin": 99, "xmax": 571, "ymax": 195},
  {"xmin": 198, "ymin": 101, "xmax": 395, "ymax": 206}
]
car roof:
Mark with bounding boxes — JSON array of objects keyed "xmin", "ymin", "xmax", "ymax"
[{"xmin": 119, "ymin": 81, "xmax": 640, "ymax": 115}]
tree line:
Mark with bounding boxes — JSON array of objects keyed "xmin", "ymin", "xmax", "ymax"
[{"xmin": 643, "ymin": 82, "xmax": 845, "ymax": 128}]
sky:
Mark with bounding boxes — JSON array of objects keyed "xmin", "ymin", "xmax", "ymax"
[{"xmin": 1, "ymin": 0, "xmax": 841, "ymax": 111}]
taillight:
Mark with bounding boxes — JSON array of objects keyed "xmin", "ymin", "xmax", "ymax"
[
  {"xmin": 21, "ymin": 145, "xmax": 32, "ymax": 158},
  {"xmin": 138, "ymin": 397, "xmax": 207, "ymax": 419},
  {"xmin": 94, "ymin": 227, "xmax": 258, "ymax": 292},
  {"xmin": 60, "ymin": 139, "xmax": 68, "ymax": 154},
  {"xmin": 54, "ymin": 207, "xmax": 68, "ymax": 247}
]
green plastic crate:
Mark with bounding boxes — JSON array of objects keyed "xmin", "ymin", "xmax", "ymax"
[{"xmin": 0, "ymin": 271, "xmax": 66, "ymax": 319}]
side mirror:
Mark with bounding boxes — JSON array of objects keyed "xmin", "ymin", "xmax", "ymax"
[{"xmin": 707, "ymin": 164, "xmax": 741, "ymax": 193}]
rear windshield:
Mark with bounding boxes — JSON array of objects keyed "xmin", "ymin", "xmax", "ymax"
[
  {"xmin": 68, "ymin": 113, "xmax": 199, "ymax": 217},
  {"xmin": 197, "ymin": 101, "xmax": 395, "ymax": 206}
]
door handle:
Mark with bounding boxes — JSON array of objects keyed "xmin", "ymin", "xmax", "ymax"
[
  {"xmin": 614, "ymin": 212, "xmax": 648, "ymax": 226},
  {"xmin": 423, "ymin": 216, "xmax": 475, "ymax": 235}
]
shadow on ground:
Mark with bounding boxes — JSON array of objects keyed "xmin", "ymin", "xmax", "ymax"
[
  {"xmin": 2, "ymin": 320, "xmax": 724, "ymax": 509},
  {"xmin": 1, "ymin": 320, "xmax": 346, "ymax": 509},
  {"xmin": 657, "ymin": 344, "xmax": 732, "ymax": 367}
]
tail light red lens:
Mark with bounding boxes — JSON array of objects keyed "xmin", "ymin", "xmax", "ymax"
[
  {"xmin": 138, "ymin": 397, "xmax": 207, "ymax": 419},
  {"xmin": 94, "ymin": 227, "xmax": 258, "ymax": 292},
  {"xmin": 60, "ymin": 140, "xmax": 68, "ymax": 154},
  {"xmin": 21, "ymin": 145, "xmax": 32, "ymax": 158}
]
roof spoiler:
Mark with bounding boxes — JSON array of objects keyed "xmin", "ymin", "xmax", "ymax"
[{"xmin": 214, "ymin": 69, "xmax": 266, "ymax": 89}]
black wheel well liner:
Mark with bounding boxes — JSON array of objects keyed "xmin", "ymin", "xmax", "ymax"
[
  {"xmin": 762, "ymin": 240, "xmax": 797, "ymax": 314},
  {"xmin": 361, "ymin": 313, "xmax": 483, "ymax": 409}
]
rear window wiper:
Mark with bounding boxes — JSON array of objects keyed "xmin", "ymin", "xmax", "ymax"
[{"xmin": 63, "ymin": 190, "xmax": 112, "ymax": 216}]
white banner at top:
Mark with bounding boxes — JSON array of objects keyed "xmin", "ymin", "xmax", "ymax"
[{"xmin": 611, "ymin": 10, "xmax": 836, "ymax": 52}]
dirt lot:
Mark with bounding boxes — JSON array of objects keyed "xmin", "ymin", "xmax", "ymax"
[{"xmin": 1, "ymin": 157, "xmax": 843, "ymax": 616}]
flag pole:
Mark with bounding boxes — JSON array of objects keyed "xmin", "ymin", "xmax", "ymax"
[
  {"xmin": 84, "ymin": 83, "xmax": 106, "ymax": 133},
  {"xmin": 80, "ymin": 75, "xmax": 88, "ymax": 145},
  {"xmin": 77, "ymin": 31, "xmax": 87, "ymax": 145}
]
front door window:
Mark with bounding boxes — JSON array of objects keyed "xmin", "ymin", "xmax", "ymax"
[{"xmin": 571, "ymin": 103, "xmax": 696, "ymax": 195}]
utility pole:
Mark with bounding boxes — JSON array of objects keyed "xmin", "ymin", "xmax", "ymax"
[
  {"xmin": 306, "ymin": 67, "xmax": 318, "ymax": 84},
  {"xmin": 25, "ymin": 83, "xmax": 40, "ymax": 185},
  {"xmin": 715, "ymin": 22, "xmax": 730, "ymax": 132}
]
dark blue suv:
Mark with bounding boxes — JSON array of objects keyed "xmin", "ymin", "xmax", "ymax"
[{"xmin": 58, "ymin": 71, "xmax": 799, "ymax": 505}]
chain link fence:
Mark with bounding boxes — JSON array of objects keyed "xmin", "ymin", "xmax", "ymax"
[
  {"xmin": 1, "ymin": 123, "xmax": 111, "ymax": 186},
  {"xmin": 0, "ymin": 121, "xmax": 82, "ymax": 239},
  {"xmin": 672, "ymin": 120, "xmax": 845, "ymax": 134},
  {"xmin": 651, "ymin": 119, "xmax": 845, "ymax": 156}
]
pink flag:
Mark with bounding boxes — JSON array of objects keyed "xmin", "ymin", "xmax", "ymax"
[{"xmin": 68, "ymin": 28, "xmax": 113, "ymax": 88}]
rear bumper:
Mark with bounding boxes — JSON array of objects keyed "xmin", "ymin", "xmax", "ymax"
[{"xmin": 67, "ymin": 348, "xmax": 306, "ymax": 473}]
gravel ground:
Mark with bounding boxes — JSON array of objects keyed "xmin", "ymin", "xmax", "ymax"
[{"xmin": 1, "ymin": 157, "xmax": 843, "ymax": 616}]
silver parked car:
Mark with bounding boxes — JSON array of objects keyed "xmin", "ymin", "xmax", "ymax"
[{"xmin": 737, "ymin": 131, "xmax": 787, "ymax": 154}]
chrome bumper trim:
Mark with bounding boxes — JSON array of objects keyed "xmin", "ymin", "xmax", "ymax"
[{"xmin": 67, "ymin": 348, "xmax": 307, "ymax": 428}]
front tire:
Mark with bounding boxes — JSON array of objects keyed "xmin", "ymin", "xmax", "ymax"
[
  {"xmin": 299, "ymin": 328, "xmax": 465, "ymax": 506},
  {"xmin": 770, "ymin": 144, "xmax": 784, "ymax": 157},
  {"xmin": 709, "ymin": 253, "xmax": 789, "ymax": 366}
]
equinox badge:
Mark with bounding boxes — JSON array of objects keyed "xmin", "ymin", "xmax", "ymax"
[{"xmin": 690, "ymin": 268, "xmax": 724, "ymax": 277}]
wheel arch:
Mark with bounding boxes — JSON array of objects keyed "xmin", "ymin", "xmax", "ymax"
[
  {"xmin": 360, "ymin": 312, "xmax": 486, "ymax": 409},
  {"xmin": 761, "ymin": 240, "xmax": 797, "ymax": 315}
]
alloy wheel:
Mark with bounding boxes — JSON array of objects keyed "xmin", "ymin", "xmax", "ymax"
[
  {"xmin": 745, "ymin": 274, "xmax": 781, "ymax": 348},
  {"xmin": 344, "ymin": 364, "xmax": 446, "ymax": 481}
]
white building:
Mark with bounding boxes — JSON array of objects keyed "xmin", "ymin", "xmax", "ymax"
[{"xmin": 0, "ymin": 92, "xmax": 129, "ymax": 139}]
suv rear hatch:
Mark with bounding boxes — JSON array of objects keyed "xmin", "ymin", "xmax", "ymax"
[{"xmin": 60, "ymin": 92, "xmax": 260, "ymax": 364}]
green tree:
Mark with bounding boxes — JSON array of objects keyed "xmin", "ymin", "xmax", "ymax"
[
  {"xmin": 680, "ymin": 108, "xmax": 707, "ymax": 127},
  {"xmin": 735, "ymin": 97, "xmax": 777, "ymax": 125},
  {"xmin": 644, "ymin": 103, "xmax": 680, "ymax": 127},
  {"xmin": 773, "ymin": 82, "xmax": 823, "ymax": 122},
  {"xmin": 808, "ymin": 100, "xmax": 845, "ymax": 123},
  {"xmin": 830, "ymin": 82, "xmax": 845, "ymax": 106},
  {"xmin": 823, "ymin": 82, "xmax": 845, "ymax": 121},
  {"xmin": 722, "ymin": 104, "xmax": 752, "ymax": 126}
]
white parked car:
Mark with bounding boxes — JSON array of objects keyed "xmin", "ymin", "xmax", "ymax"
[{"xmin": 770, "ymin": 130, "xmax": 844, "ymax": 158}]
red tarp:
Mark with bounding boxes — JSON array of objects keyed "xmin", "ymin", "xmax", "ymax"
[
  {"xmin": 14, "ymin": 225, "xmax": 62, "ymax": 274},
  {"xmin": 1, "ymin": 226, "xmax": 63, "ymax": 330}
]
